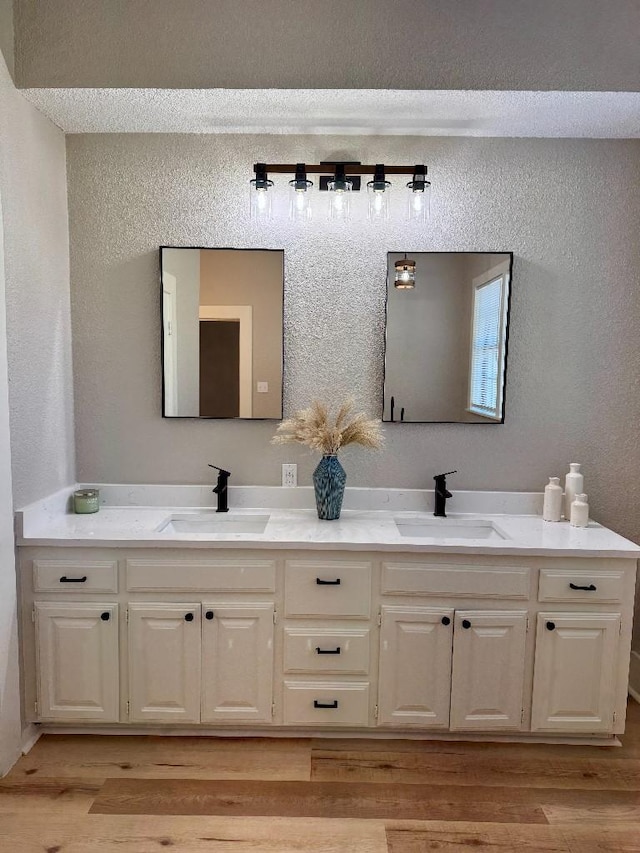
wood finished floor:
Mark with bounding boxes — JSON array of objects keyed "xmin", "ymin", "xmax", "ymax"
[{"xmin": 1, "ymin": 701, "xmax": 639, "ymax": 852}]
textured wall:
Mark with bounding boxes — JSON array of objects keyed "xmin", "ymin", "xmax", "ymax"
[
  {"xmin": 14, "ymin": 0, "xmax": 640, "ymax": 91},
  {"xmin": 67, "ymin": 133, "xmax": 640, "ymax": 535},
  {"xmin": 0, "ymin": 54, "xmax": 75, "ymax": 508}
]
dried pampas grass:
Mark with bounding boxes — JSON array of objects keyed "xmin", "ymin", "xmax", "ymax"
[{"xmin": 272, "ymin": 399, "xmax": 383, "ymax": 456}]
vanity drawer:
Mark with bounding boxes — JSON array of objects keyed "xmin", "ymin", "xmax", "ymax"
[
  {"xmin": 538, "ymin": 569, "xmax": 624, "ymax": 603},
  {"xmin": 284, "ymin": 561, "xmax": 371, "ymax": 618},
  {"xmin": 126, "ymin": 559, "xmax": 276, "ymax": 592},
  {"xmin": 33, "ymin": 560, "xmax": 118, "ymax": 593},
  {"xmin": 282, "ymin": 680, "xmax": 370, "ymax": 726},
  {"xmin": 382, "ymin": 563, "xmax": 530, "ymax": 599},
  {"xmin": 283, "ymin": 627, "xmax": 370, "ymax": 674}
]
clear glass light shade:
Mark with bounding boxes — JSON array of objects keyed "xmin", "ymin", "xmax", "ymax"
[
  {"xmin": 394, "ymin": 258, "xmax": 416, "ymax": 289},
  {"xmin": 249, "ymin": 178, "xmax": 274, "ymax": 221},
  {"xmin": 367, "ymin": 180, "xmax": 391, "ymax": 221},
  {"xmin": 407, "ymin": 181, "xmax": 431, "ymax": 223},
  {"xmin": 288, "ymin": 179, "xmax": 313, "ymax": 221},
  {"xmin": 327, "ymin": 178, "xmax": 352, "ymax": 221}
]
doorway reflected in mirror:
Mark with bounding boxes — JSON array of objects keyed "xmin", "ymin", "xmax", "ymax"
[{"xmin": 160, "ymin": 247, "xmax": 284, "ymax": 419}]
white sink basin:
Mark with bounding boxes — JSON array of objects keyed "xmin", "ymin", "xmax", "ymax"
[
  {"xmin": 158, "ymin": 513, "xmax": 270, "ymax": 535},
  {"xmin": 395, "ymin": 517, "xmax": 508, "ymax": 541}
]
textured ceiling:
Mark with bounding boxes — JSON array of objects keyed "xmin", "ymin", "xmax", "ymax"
[{"xmin": 21, "ymin": 88, "xmax": 640, "ymax": 138}]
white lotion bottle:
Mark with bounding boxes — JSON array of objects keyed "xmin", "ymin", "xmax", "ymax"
[
  {"xmin": 543, "ymin": 477, "xmax": 563, "ymax": 522},
  {"xmin": 564, "ymin": 463, "xmax": 584, "ymax": 520},
  {"xmin": 570, "ymin": 493, "xmax": 589, "ymax": 528}
]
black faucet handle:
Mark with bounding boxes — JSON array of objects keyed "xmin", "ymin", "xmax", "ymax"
[
  {"xmin": 209, "ymin": 464, "xmax": 231, "ymax": 478},
  {"xmin": 434, "ymin": 470, "xmax": 457, "ymax": 483}
]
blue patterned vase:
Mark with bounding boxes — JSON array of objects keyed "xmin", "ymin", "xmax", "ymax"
[{"xmin": 313, "ymin": 455, "xmax": 347, "ymax": 520}]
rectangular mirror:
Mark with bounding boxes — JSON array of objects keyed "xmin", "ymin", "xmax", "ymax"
[
  {"xmin": 383, "ymin": 252, "xmax": 512, "ymax": 424},
  {"xmin": 160, "ymin": 247, "xmax": 284, "ymax": 419}
]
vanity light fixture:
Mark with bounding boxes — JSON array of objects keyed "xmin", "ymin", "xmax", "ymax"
[
  {"xmin": 367, "ymin": 163, "xmax": 391, "ymax": 221},
  {"xmin": 288, "ymin": 163, "xmax": 313, "ymax": 222},
  {"xmin": 406, "ymin": 165, "xmax": 431, "ymax": 223},
  {"xmin": 394, "ymin": 254, "xmax": 416, "ymax": 289},
  {"xmin": 249, "ymin": 162, "xmax": 274, "ymax": 221},
  {"xmin": 251, "ymin": 162, "xmax": 429, "ymax": 222},
  {"xmin": 327, "ymin": 163, "xmax": 353, "ymax": 221}
]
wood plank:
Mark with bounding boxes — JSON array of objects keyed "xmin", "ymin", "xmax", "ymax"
[
  {"xmin": 0, "ymin": 776, "xmax": 102, "ymax": 813},
  {"xmin": 8, "ymin": 734, "xmax": 311, "ymax": 780},
  {"xmin": 0, "ymin": 814, "xmax": 388, "ymax": 853},
  {"xmin": 544, "ymin": 803, "xmax": 640, "ymax": 824},
  {"xmin": 311, "ymin": 750, "xmax": 640, "ymax": 789},
  {"xmin": 560, "ymin": 824, "xmax": 640, "ymax": 852},
  {"xmin": 386, "ymin": 822, "xmax": 570, "ymax": 853},
  {"xmin": 90, "ymin": 778, "xmax": 548, "ymax": 822}
]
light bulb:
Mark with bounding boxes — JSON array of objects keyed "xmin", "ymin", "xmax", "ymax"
[
  {"xmin": 367, "ymin": 166, "xmax": 391, "ymax": 221},
  {"xmin": 288, "ymin": 165, "xmax": 313, "ymax": 222},
  {"xmin": 250, "ymin": 171, "xmax": 274, "ymax": 221}
]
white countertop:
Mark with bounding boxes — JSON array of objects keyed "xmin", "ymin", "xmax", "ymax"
[{"xmin": 15, "ymin": 485, "xmax": 640, "ymax": 558}]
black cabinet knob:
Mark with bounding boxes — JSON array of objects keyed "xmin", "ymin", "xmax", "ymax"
[
  {"xmin": 205, "ymin": 611, "xmax": 214, "ymax": 620},
  {"xmin": 184, "ymin": 613, "xmax": 194, "ymax": 622},
  {"xmin": 441, "ymin": 616, "xmax": 451, "ymax": 626},
  {"xmin": 462, "ymin": 619, "xmax": 471, "ymax": 629},
  {"xmin": 546, "ymin": 621, "xmax": 556, "ymax": 631},
  {"xmin": 100, "ymin": 612, "xmax": 110, "ymax": 621}
]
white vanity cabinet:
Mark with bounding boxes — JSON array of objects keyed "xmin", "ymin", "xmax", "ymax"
[
  {"xmin": 201, "ymin": 602, "xmax": 274, "ymax": 724},
  {"xmin": 128, "ymin": 603, "xmax": 202, "ymax": 723},
  {"xmin": 19, "ymin": 545, "xmax": 637, "ymax": 743},
  {"xmin": 34, "ymin": 602, "xmax": 119, "ymax": 722},
  {"xmin": 281, "ymin": 559, "xmax": 374, "ymax": 727}
]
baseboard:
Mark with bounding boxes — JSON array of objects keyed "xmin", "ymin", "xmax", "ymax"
[
  {"xmin": 630, "ymin": 650, "xmax": 640, "ymax": 704},
  {"xmin": 20, "ymin": 723, "xmax": 41, "ymax": 756}
]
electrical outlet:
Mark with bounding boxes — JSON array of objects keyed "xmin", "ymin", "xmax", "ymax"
[{"xmin": 282, "ymin": 463, "xmax": 297, "ymax": 488}]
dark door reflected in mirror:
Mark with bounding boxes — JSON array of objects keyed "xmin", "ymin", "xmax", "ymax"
[
  {"xmin": 160, "ymin": 247, "xmax": 284, "ymax": 419},
  {"xmin": 383, "ymin": 252, "xmax": 513, "ymax": 424}
]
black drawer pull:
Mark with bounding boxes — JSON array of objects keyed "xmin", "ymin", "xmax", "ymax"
[
  {"xmin": 462, "ymin": 619, "xmax": 471, "ymax": 629},
  {"xmin": 315, "ymin": 646, "xmax": 341, "ymax": 655},
  {"xmin": 316, "ymin": 578, "xmax": 341, "ymax": 585},
  {"xmin": 184, "ymin": 613, "xmax": 194, "ymax": 622},
  {"xmin": 441, "ymin": 616, "xmax": 451, "ymax": 626},
  {"xmin": 101, "ymin": 612, "xmax": 110, "ymax": 621},
  {"xmin": 546, "ymin": 621, "xmax": 556, "ymax": 631},
  {"xmin": 205, "ymin": 611, "xmax": 214, "ymax": 620},
  {"xmin": 60, "ymin": 575, "xmax": 87, "ymax": 583},
  {"xmin": 313, "ymin": 700, "xmax": 339, "ymax": 709},
  {"xmin": 569, "ymin": 583, "xmax": 597, "ymax": 591}
]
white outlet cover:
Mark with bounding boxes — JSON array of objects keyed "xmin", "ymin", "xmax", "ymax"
[{"xmin": 257, "ymin": 381, "xmax": 268, "ymax": 393}]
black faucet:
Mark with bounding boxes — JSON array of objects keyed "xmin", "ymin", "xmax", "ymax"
[
  {"xmin": 433, "ymin": 470, "xmax": 457, "ymax": 517},
  {"xmin": 209, "ymin": 464, "xmax": 231, "ymax": 513}
]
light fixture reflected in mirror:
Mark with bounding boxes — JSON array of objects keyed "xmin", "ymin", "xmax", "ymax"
[
  {"xmin": 406, "ymin": 165, "xmax": 431, "ymax": 223},
  {"xmin": 394, "ymin": 254, "xmax": 416, "ymax": 289},
  {"xmin": 327, "ymin": 164, "xmax": 353, "ymax": 221},
  {"xmin": 367, "ymin": 163, "xmax": 391, "ymax": 221},
  {"xmin": 249, "ymin": 163, "xmax": 274, "ymax": 221},
  {"xmin": 288, "ymin": 163, "xmax": 313, "ymax": 222}
]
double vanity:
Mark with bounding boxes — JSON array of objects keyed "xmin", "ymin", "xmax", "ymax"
[{"xmin": 16, "ymin": 486, "xmax": 639, "ymax": 744}]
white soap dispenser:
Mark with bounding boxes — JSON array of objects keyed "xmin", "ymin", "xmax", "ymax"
[
  {"xmin": 564, "ymin": 463, "xmax": 584, "ymax": 520},
  {"xmin": 570, "ymin": 493, "xmax": 589, "ymax": 528},
  {"xmin": 542, "ymin": 477, "xmax": 563, "ymax": 522}
]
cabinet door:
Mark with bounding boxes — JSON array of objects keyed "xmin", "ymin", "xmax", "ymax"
[
  {"xmin": 450, "ymin": 610, "xmax": 527, "ymax": 731},
  {"xmin": 378, "ymin": 606, "xmax": 453, "ymax": 727},
  {"xmin": 201, "ymin": 603, "xmax": 274, "ymax": 723},
  {"xmin": 128, "ymin": 603, "xmax": 201, "ymax": 723},
  {"xmin": 35, "ymin": 602, "xmax": 119, "ymax": 722},
  {"xmin": 531, "ymin": 612, "xmax": 621, "ymax": 732}
]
